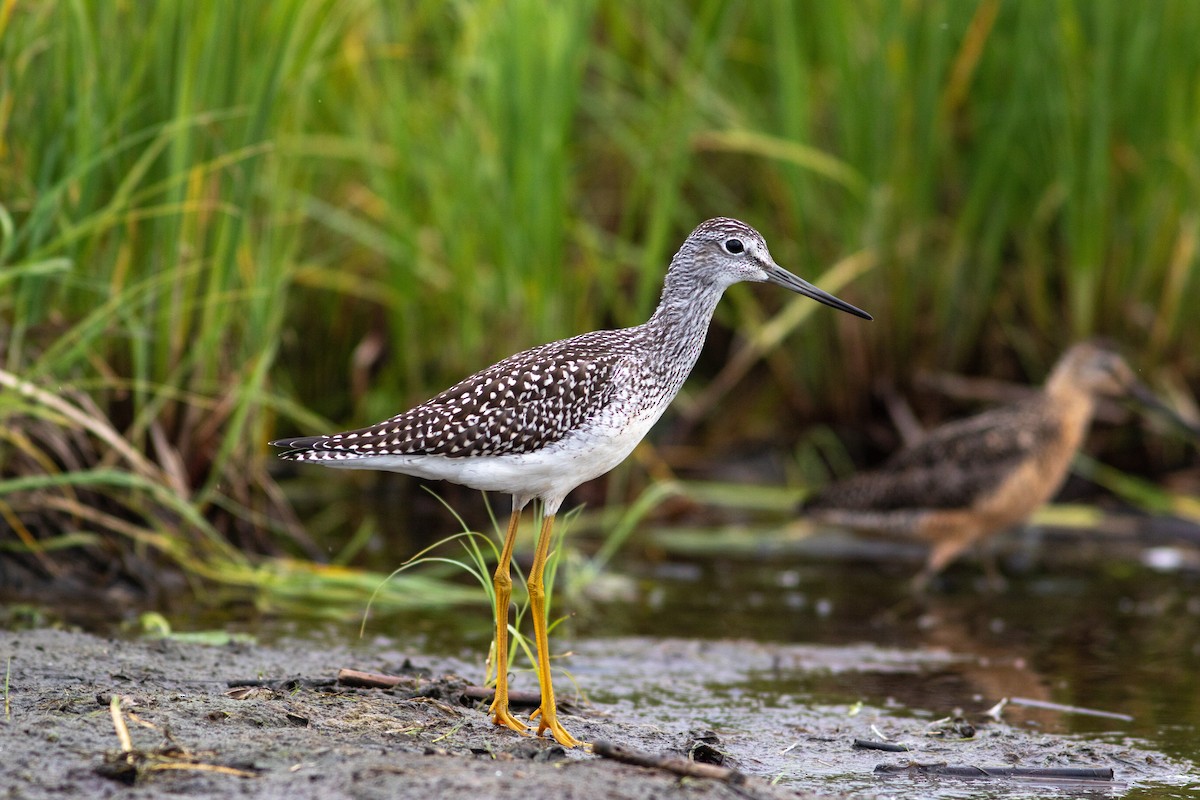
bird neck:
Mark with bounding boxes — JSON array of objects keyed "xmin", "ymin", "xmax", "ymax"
[
  {"xmin": 1044, "ymin": 371, "xmax": 1099, "ymax": 448},
  {"xmin": 639, "ymin": 268, "xmax": 727, "ymax": 380}
]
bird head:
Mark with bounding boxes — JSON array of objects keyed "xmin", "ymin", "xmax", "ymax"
[
  {"xmin": 670, "ymin": 217, "xmax": 872, "ymax": 320},
  {"xmin": 1054, "ymin": 341, "xmax": 1200, "ymax": 438}
]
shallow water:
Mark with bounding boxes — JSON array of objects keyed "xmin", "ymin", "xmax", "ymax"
[
  {"xmin": 597, "ymin": 534, "xmax": 1200, "ymax": 796},
  {"xmin": 577, "ymin": 553, "xmax": 1200, "ymax": 798}
]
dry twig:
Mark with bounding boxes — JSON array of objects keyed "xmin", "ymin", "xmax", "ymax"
[
  {"xmin": 874, "ymin": 762, "xmax": 1115, "ymax": 782},
  {"xmin": 592, "ymin": 740, "xmax": 747, "ymax": 785}
]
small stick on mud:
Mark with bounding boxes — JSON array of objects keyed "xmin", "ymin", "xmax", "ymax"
[
  {"xmin": 1008, "ymin": 696, "xmax": 1134, "ymax": 722},
  {"xmin": 853, "ymin": 738, "xmax": 910, "ymax": 752},
  {"xmin": 874, "ymin": 762, "xmax": 1115, "ymax": 782},
  {"xmin": 335, "ymin": 668, "xmax": 413, "ymax": 689},
  {"xmin": 335, "ymin": 668, "xmax": 545, "ymax": 707},
  {"xmin": 592, "ymin": 740, "xmax": 747, "ymax": 785},
  {"xmin": 459, "ymin": 685, "xmax": 545, "ymax": 708}
]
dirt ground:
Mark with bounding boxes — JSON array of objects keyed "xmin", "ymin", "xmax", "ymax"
[{"xmin": 0, "ymin": 627, "xmax": 1186, "ymax": 799}]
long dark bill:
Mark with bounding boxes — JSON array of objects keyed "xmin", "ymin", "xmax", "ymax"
[
  {"xmin": 764, "ymin": 263, "xmax": 872, "ymax": 321},
  {"xmin": 1129, "ymin": 381, "xmax": 1200, "ymax": 439}
]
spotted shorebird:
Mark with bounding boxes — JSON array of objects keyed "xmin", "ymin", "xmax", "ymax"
[
  {"xmin": 272, "ymin": 217, "xmax": 872, "ymax": 746},
  {"xmin": 802, "ymin": 342, "xmax": 1200, "ymax": 590}
]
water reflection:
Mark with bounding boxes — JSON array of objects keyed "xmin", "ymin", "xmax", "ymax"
[{"xmin": 562, "ymin": 544, "xmax": 1200, "ymax": 769}]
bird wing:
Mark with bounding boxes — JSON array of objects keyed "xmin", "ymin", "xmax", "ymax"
[
  {"xmin": 805, "ymin": 400, "xmax": 1060, "ymax": 511},
  {"xmin": 273, "ymin": 332, "xmax": 627, "ymax": 459}
]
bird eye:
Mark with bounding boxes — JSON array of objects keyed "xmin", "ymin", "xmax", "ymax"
[{"xmin": 723, "ymin": 238, "xmax": 744, "ymax": 254}]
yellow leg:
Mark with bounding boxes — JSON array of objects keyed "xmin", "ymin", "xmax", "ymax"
[
  {"xmin": 526, "ymin": 513, "xmax": 583, "ymax": 748},
  {"xmin": 488, "ymin": 509, "xmax": 529, "ymax": 734}
]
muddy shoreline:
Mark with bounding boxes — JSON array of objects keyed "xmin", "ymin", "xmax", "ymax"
[{"xmin": 2, "ymin": 626, "xmax": 1188, "ymax": 799}]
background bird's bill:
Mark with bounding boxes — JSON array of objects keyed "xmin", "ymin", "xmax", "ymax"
[
  {"xmin": 764, "ymin": 262, "xmax": 872, "ymax": 320},
  {"xmin": 1129, "ymin": 381, "xmax": 1200, "ymax": 439}
]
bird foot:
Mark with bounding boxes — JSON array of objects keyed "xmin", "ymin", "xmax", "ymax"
[
  {"xmin": 530, "ymin": 707, "xmax": 584, "ymax": 748},
  {"xmin": 489, "ymin": 702, "xmax": 531, "ymax": 735}
]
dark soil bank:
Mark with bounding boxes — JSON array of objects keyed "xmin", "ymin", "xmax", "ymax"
[{"xmin": 0, "ymin": 628, "xmax": 1186, "ymax": 799}]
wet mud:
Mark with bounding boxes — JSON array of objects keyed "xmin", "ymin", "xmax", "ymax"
[{"xmin": 2, "ymin": 627, "xmax": 1190, "ymax": 799}]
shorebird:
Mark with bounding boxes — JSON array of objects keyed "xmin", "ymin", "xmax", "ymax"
[
  {"xmin": 802, "ymin": 342, "xmax": 1199, "ymax": 590},
  {"xmin": 273, "ymin": 217, "xmax": 871, "ymax": 747}
]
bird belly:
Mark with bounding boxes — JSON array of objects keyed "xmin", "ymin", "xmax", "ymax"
[{"xmin": 972, "ymin": 453, "xmax": 1070, "ymax": 532}]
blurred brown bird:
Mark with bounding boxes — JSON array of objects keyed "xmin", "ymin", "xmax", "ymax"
[{"xmin": 801, "ymin": 342, "xmax": 1199, "ymax": 589}]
